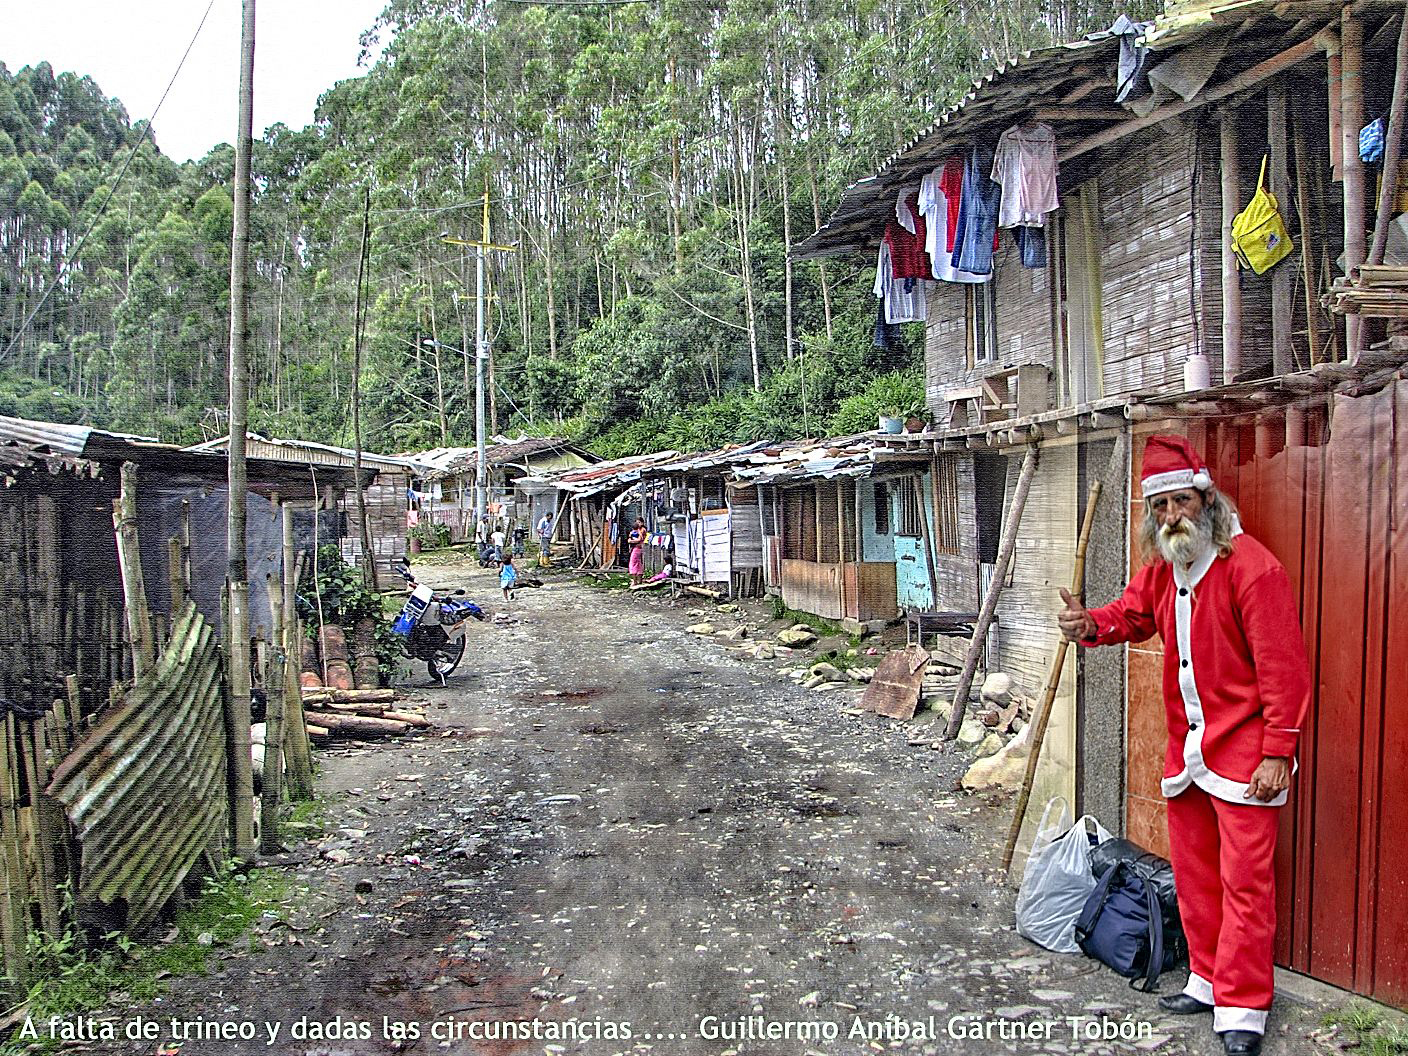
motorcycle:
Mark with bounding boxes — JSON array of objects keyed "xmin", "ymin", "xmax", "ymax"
[{"xmin": 390, "ymin": 559, "xmax": 485, "ymax": 684}]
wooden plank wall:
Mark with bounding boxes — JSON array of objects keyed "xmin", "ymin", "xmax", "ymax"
[
  {"xmin": 729, "ymin": 487, "xmax": 763, "ymax": 569},
  {"xmin": 928, "ymin": 455, "xmax": 982, "ymax": 667}
]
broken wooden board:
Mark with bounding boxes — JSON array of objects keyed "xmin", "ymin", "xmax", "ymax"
[{"xmin": 860, "ymin": 645, "xmax": 931, "ymax": 720}]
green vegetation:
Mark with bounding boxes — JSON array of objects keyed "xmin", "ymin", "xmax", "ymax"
[
  {"xmin": 580, "ymin": 572, "xmax": 632, "ymax": 591},
  {"xmin": 1323, "ymin": 1004, "xmax": 1408, "ymax": 1056},
  {"xmin": 1, "ymin": 868, "xmax": 300, "ymax": 1055},
  {"xmin": 297, "ymin": 545, "xmax": 400, "ymax": 684},
  {"xmin": 768, "ymin": 598, "xmax": 846, "ymax": 640},
  {"xmin": 0, "ymin": 0, "xmax": 1156, "ymax": 454}
]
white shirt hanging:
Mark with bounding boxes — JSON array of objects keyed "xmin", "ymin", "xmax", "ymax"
[
  {"xmin": 992, "ymin": 121, "xmax": 1059, "ymax": 228},
  {"xmin": 917, "ymin": 169, "xmax": 990, "ymax": 283},
  {"xmin": 873, "ymin": 241, "xmax": 926, "ymax": 323}
]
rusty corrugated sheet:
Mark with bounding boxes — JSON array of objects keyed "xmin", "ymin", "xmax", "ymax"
[
  {"xmin": 861, "ymin": 646, "xmax": 930, "ymax": 720},
  {"xmin": 47, "ymin": 602, "xmax": 227, "ymax": 927}
]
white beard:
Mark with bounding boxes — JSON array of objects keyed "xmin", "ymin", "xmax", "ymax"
[{"xmin": 1156, "ymin": 511, "xmax": 1214, "ymax": 566}]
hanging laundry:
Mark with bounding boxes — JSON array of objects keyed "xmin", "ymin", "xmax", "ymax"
[
  {"xmin": 918, "ymin": 168, "xmax": 988, "ymax": 283},
  {"xmin": 992, "ymin": 122, "xmax": 1059, "ymax": 227},
  {"xmin": 1110, "ymin": 15, "xmax": 1153, "ymax": 104},
  {"xmin": 938, "ymin": 156, "xmax": 966, "ymax": 254},
  {"xmin": 874, "ymin": 240, "xmax": 926, "ymax": 324},
  {"xmin": 885, "ymin": 193, "xmax": 931, "ymax": 280},
  {"xmin": 1014, "ymin": 226, "xmax": 1047, "ymax": 269},
  {"xmin": 951, "ymin": 145, "xmax": 1002, "ymax": 276}
]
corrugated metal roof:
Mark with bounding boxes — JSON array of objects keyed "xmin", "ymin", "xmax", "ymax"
[
  {"xmin": 0, "ymin": 439, "xmax": 99, "ymax": 483},
  {"xmin": 186, "ymin": 433, "xmax": 429, "ymax": 473},
  {"xmin": 0, "ymin": 413, "xmax": 160, "ymax": 457}
]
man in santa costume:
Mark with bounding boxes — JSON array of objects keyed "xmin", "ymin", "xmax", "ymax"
[{"xmin": 1058, "ymin": 434, "xmax": 1310, "ymax": 1056}]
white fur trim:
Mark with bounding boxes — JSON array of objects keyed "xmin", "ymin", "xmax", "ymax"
[
  {"xmin": 1192, "ymin": 469, "xmax": 1212, "ymax": 489},
  {"xmin": 1214, "ymin": 1007, "xmax": 1268, "ymax": 1035},
  {"xmin": 1184, "ymin": 972, "xmax": 1214, "ymax": 1005},
  {"xmin": 1142, "ymin": 469, "xmax": 1197, "ymax": 497}
]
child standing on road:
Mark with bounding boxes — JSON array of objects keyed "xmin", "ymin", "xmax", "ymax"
[{"xmin": 499, "ymin": 554, "xmax": 518, "ymax": 601}]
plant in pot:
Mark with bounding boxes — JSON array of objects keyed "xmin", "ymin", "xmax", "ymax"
[
  {"xmin": 904, "ymin": 408, "xmax": 932, "ymax": 434},
  {"xmin": 877, "ymin": 403, "xmax": 906, "ymax": 434}
]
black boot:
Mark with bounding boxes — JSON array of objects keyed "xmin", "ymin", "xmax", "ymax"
[
  {"xmin": 1221, "ymin": 1030, "xmax": 1262, "ymax": 1056},
  {"xmin": 1157, "ymin": 994, "xmax": 1213, "ymax": 1015}
]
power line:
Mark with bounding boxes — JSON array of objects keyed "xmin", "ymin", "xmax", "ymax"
[{"xmin": 0, "ymin": 0, "xmax": 218, "ymax": 365}]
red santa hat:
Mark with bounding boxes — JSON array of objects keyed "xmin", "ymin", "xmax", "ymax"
[{"xmin": 1140, "ymin": 434, "xmax": 1213, "ymax": 498}]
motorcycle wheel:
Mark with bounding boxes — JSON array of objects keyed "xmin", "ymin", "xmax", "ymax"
[{"xmin": 427, "ymin": 636, "xmax": 465, "ymax": 684}]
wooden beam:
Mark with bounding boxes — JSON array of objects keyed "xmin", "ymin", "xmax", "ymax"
[
  {"xmin": 1059, "ymin": 78, "xmax": 1108, "ymax": 105},
  {"xmin": 944, "ymin": 445, "xmax": 1039, "ymax": 740},
  {"xmin": 1035, "ymin": 107, "xmax": 1131, "ymax": 122},
  {"xmin": 1222, "ymin": 109, "xmax": 1245, "ymax": 382},
  {"xmin": 1343, "ymin": 7, "xmax": 1367, "ymax": 359},
  {"xmin": 1326, "ymin": 28, "xmax": 1343, "ymax": 179},
  {"xmin": 112, "ymin": 462, "xmax": 154, "ymax": 681},
  {"xmin": 1060, "ymin": 30, "xmax": 1335, "ymax": 164},
  {"xmin": 1270, "ymin": 84, "xmax": 1295, "ymax": 374}
]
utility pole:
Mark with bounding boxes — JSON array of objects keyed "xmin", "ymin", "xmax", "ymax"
[
  {"xmin": 225, "ymin": 0, "xmax": 257, "ymax": 862},
  {"xmin": 442, "ymin": 184, "xmax": 513, "ymax": 530}
]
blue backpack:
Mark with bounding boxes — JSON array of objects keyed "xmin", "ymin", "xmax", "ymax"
[{"xmin": 1074, "ymin": 859, "xmax": 1180, "ymax": 992}]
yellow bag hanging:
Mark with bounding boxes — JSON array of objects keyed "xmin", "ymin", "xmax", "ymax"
[{"xmin": 1231, "ymin": 155, "xmax": 1294, "ymax": 274}]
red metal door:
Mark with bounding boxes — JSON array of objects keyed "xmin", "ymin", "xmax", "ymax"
[{"xmin": 1198, "ymin": 382, "xmax": 1408, "ymax": 1004}]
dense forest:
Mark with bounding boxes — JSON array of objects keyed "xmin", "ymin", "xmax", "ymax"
[{"xmin": 0, "ymin": 0, "xmax": 1155, "ymax": 457}]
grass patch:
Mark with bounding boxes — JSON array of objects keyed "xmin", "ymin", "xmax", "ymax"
[
  {"xmin": 1323, "ymin": 1003, "xmax": 1408, "ymax": 1056},
  {"xmin": 408, "ymin": 543, "xmax": 479, "ymax": 566},
  {"xmin": 768, "ymin": 598, "xmax": 846, "ymax": 639},
  {"xmin": 579, "ymin": 572, "xmax": 632, "ymax": 591},
  {"xmin": 2, "ymin": 867, "xmax": 301, "ymax": 1054}
]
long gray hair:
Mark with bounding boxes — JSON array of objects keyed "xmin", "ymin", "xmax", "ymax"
[{"xmin": 1138, "ymin": 487, "xmax": 1241, "ymax": 563}]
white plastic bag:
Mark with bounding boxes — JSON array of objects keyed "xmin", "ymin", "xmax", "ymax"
[{"xmin": 1014, "ymin": 797, "xmax": 1112, "ymax": 953}]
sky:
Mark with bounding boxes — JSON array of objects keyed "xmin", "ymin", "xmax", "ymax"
[{"xmin": 3, "ymin": 0, "xmax": 390, "ymax": 163}]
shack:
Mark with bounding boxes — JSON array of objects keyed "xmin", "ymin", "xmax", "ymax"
[
  {"xmin": 186, "ymin": 433, "xmax": 425, "ymax": 585},
  {"xmin": 798, "ymin": 0, "xmax": 1408, "ymax": 1004},
  {"xmin": 0, "ymin": 414, "xmax": 366, "ymax": 714}
]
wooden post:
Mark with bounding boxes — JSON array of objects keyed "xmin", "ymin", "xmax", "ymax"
[
  {"xmin": 1221, "ymin": 108, "xmax": 1244, "ymax": 382},
  {"xmin": 0, "ymin": 712, "xmax": 29, "ymax": 985},
  {"xmin": 19, "ymin": 720, "xmax": 60, "ymax": 937},
  {"xmin": 945, "ymin": 445, "xmax": 1039, "ymax": 740},
  {"xmin": 1001, "ymin": 476, "xmax": 1104, "ymax": 875},
  {"xmin": 1326, "ymin": 29, "xmax": 1343, "ymax": 181},
  {"xmin": 168, "ymin": 536, "xmax": 187, "ymax": 612},
  {"xmin": 281, "ymin": 504, "xmax": 313, "ymax": 798},
  {"xmin": 1342, "ymin": 6, "xmax": 1367, "ymax": 360},
  {"xmin": 1269, "ymin": 83, "xmax": 1294, "ymax": 374},
  {"xmin": 913, "ymin": 474, "xmax": 940, "ymax": 606},
  {"xmin": 112, "ymin": 462, "xmax": 154, "ymax": 681},
  {"xmin": 1368, "ymin": 1, "xmax": 1408, "ymax": 267},
  {"xmin": 261, "ymin": 575, "xmax": 286, "ymax": 853},
  {"xmin": 1294, "ymin": 109, "xmax": 1325, "ymax": 365}
]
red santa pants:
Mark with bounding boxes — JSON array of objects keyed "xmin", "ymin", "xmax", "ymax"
[{"xmin": 1165, "ymin": 784, "xmax": 1280, "ymax": 1034}]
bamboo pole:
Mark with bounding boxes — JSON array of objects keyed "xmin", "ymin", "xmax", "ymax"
[
  {"xmin": 1221, "ymin": 108, "xmax": 1244, "ymax": 382},
  {"xmin": 1294, "ymin": 108, "xmax": 1325, "ymax": 365},
  {"xmin": 1368, "ymin": 0, "xmax": 1408, "ymax": 267},
  {"xmin": 1343, "ymin": 6, "xmax": 1367, "ymax": 360},
  {"xmin": 944, "ymin": 445, "xmax": 1039, "ymax": 740},
  {"xmin": 168, "ymin": 536, "xmax": 186, "ymax": 612},
  {"xmin": 281, "ymin": 505, "xmax": 313, "ymax": 797},
  {"xmin": 1269, "ymin": 83, "xmax": 1294, "ymax": 374},
  {"xmin": 1001, "ymin": 476, "xmax": 1106, "ymax": 875},
  {"xmin": 112, "ymin": 462, "xmax": 154, "ymax": 681},
  {"xmin": 19, "ymin": 720, "xmax": 59, "ymax": 937},
  {"xmin": 260, "ymin": 576, "xmax": 285, "ymax": 854},
  {"xmin": 0, "ymin": 712, "xmax": 29, "ymax": 985},
  {"xmin": 1327, "ymin": 29, "xmax": 1343, "ymax": 181}
]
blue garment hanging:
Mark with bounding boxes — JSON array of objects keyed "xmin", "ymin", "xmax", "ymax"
[
  {"xmin": 1014, "ymin": 226, "xmax": 1047, "ymax": 269},
  {"xmin": 951, "ymin": 146, "xmax": 1002, "ymax": 276}
]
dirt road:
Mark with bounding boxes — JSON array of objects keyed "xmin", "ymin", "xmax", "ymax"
[{"xmin": 80, "ymin": 558, "xmax": 1327, "ymax": 1056}]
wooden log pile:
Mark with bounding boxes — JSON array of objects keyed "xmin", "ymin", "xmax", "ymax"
[
  {"xmin": 1328, "ymin": 264, "xmax": 1408, "ymax": 316},
  {"xmin": 299, "ymin": 687, "xmax": 432, "ymax": 741}
]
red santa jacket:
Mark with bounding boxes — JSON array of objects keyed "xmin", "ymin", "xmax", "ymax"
[{"xmin": 1083, "ymin": 532, "xmax": 1310, "ymax": 806}]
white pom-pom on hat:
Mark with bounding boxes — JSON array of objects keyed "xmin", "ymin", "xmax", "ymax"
[{"xmin": 1192, "ymin": 470, "xmax": 1212, "ymax": 490}]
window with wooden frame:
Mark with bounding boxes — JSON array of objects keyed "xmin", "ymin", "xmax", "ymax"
[
  {"xmin": 967, "ymin": 281, "xmax": 998, "ymax": 366},
  {"xmin": 872, "ymin": 481, "xmax": 891, "ymax": 535},
  {"xmin": 932, "ymin": 456, "xmax": 961, "ymax": 555},
  {"xmin": 700, "ymin": 474, "xmax": 726, "ymax": 512},
  {"xmin": 895, "ymin": 477, "xmax": 924, "ymax": 538}
]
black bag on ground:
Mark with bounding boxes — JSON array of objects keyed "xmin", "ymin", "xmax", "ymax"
[
  {"xmin": 1075, "ymin": 839, "xmax": 1187, "ymax": 992},
  {"xmin": 1090, "ymin": 837, "xmax": 1188, "ymax": 970}
]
